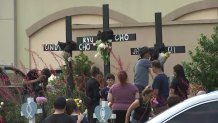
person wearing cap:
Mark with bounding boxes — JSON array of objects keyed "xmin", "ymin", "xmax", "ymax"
[
  {"xmin": 42, "ymin": 96, "xmax": 76, "ymax": 123},
  {"xmin": 134, "ymin": 46, "xmax": 152, "ymax": 93}
]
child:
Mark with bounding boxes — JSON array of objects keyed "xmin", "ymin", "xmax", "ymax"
[{"xmin": 101, "ymin": 73, "xmax": 115, "ymax": 101}]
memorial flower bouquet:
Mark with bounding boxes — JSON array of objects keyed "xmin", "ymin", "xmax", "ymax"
[
  {"xmin": 94, "ymin": 40, "xmax": 112, "ymax": 64},
  {"xmin": 36, "ymin": 97, "xmax": 47, "ymax": 105},
  {"xmin": 94, "ymin": 30, "xmax": 113, "ymax": 64},
  {"xmin": 158, "ymin": 51, "xmax": 171, "ymax": 65}
]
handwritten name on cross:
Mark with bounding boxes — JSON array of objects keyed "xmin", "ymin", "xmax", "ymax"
[
  {"xmin": 77, "ymin": 4, "xmax": 137, "ymax": 76},
  {"xmin": 131, "ymin": 46, "xmax": 186, "ymax": 55},
  {"xmin": 130, "ymin": 12, "xmax": 186, "ymax": 57},
  {"xmin": 76, "ymin": 33, "xmax": 136, "ymax": 51},
  {"xmin": 43, "ymin": 33, "xmax": 136, "ymax": 51},
  {"xmin": 21, "ymin": 97, "xmax": 42, "ymax": 123}
]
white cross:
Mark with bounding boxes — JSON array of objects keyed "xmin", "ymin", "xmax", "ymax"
[
  {"xmin": 21, "ymin": 97, "xmax": 42, "ymax": 123},
  {"xmin": 93, "ymin": 101, "xmax": 116, "ymax": 123}
]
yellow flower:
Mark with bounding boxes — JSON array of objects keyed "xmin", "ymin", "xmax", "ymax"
[
  {"xmin": 74, "ymin": 98, "xmax": 82, "ymax": 108},
  {"xmin": 158, "ymin": 52, "xmax": 171, "ymax": 65}
]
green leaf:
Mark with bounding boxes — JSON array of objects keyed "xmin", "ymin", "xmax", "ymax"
[{"xmin": 183, "ymin": 26, "xmax": 218, "ymax": 91}]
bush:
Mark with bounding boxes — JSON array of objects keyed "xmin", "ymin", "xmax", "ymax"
[
  {"xmin": 74, "ymin": 51, "xmax": 94, "ymax": 76},
  {"xmin": 183, "ymin": 26, "xmax": 218, "ymax": 92}
]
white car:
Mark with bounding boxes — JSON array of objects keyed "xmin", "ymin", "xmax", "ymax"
[{"xmin": 147, "ymin": 91, "xmax": 218, "ymax": 123}]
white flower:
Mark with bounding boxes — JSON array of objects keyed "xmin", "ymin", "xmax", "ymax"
[
  {"xmin": 95, "ymin": 53, "xmax": 100, "ymax": 58},
  {"xmin": 105, "ymin": 44, "xmax": 109, "ymax": 48},
  {"xmin": 108, "ymin": 39, "xmax": 112, "ymax": 43},
  {"xmin": 1, "ymin": 102, "xmax": 4, "ymax": 105},
  {"xmin": 93, "ymin": 43, "xmax": 96, "ymax": 46},
  {"xmin": 67, "ymin": 57, "xmax": 73, "ymax": 62},
  {"xmin": 48, "ymin": 74, "xmax": 56, "ymax": 82},
  {"xmin": 79, "ymin": 100, "xmax": 82, "ymax": 103},
  {"xmin": 99, "ymin": 43, "xmax": 105, "ymax": 49},
  {"xmin": 158, "ymin": 52, "xmax": 171, "ymax": 65}
]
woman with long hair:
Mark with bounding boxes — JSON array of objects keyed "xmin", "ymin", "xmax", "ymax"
[
  {"xmin": 125, "ymin": 87, "xmax": 152, "ymax": 123},
  {"xmin": 170, "ymin": 64, "xmax": 190, "ymax": 100},
  {"xmin": 108, "ymin": 70, "xmax": 139, "ymax": 123}
]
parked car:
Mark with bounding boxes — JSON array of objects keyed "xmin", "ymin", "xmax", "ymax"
[
  {"xmin": 0, "ymin": 65, "xmax": 26, "ymax": 88},
  {"xmin": 147, "ymin": 91, "xmax": 218, "ymax": 123}
]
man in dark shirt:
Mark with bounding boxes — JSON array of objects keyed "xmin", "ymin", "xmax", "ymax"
[
  {"xmin": 151, "ymin": 60, "xmax": 169, "ymax": 115},
  {"xmin": 42, "ymin": 96, "xmax": 76, "ymax": 123},
  {"xmin": 85, "ymin": 66, "xmax": 101, "ymax": 123}
]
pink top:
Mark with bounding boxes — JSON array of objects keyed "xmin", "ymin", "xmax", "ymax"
[{"xmin": 109, "ymin": 83, "xmax": 138, "ymax": 110}]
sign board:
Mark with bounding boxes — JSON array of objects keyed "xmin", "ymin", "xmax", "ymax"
[
  {"xmin": 76, "ymin": 36, "xmax": 98, "ymax": 51},
  {"xmin": 43, "ymin": 33, "xmax": 136, "ymax": 51},
  {"xmin": 43, "ymin": 44, "xmax": 62, "ymax": 51},
  {"xmin": 130, "ymin": 46, "xmax": 186, "ymax": 55},
  {"xmin": 77, "ymin": 33, "xmax": 136, "ymax": 51}
]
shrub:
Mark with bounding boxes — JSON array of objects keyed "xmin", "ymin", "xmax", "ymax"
[{"xmin": 183, "ymin": 26, "xmax": 218, "ymax": 92}]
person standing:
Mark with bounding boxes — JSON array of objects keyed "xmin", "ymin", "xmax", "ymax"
[
  {"xmin": 101, "ymin": 73, "xmax": 115, "ymax": 101},
  {"xmin": 125, "ymin": 88, "xmax": 153, "ymax": 123},
  {"xmin": 23, "ymin": 68, "xmax": 51, "ymax": 120},
  {"xmin": 42, "ymin": 96, "xmax": 76, "ymax": 123},
  {"xmin": 151, "ymin": 60, "xmax": 169, "ymax": 115},
  {"xmin": 170, "ymin": 64, "xmax": 190, "ymax": 100},
  {"xmin": 85, "ymin": 66, "xmax": 101, "ymax": 123},
  {"xmin": 108, "ymin": 71, "xmax": 139, "ymax": 123},
  {"xmin": 134, "ymin": 46, "xmax": 152, "ymax": 92},
  {"xmin": 23, "ymin": 68, "xmax": 51, "ymax": 98}
]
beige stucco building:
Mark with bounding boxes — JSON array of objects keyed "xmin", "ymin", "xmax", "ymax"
[{"xmin": 1, "ymin": 0, "xmax": 218, "ymax": 82}]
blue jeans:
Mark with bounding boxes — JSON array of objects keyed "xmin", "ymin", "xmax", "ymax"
[{"xmin": 135, "ymin": 84, "xmax": 145, "ymax": 93}]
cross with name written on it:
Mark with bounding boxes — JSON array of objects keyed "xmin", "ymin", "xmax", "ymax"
[
  {"xmin": 130, "ymin": 12, "xmax": 186, "ymax": 57},
  {"xmin": 77, "ymin": 4, "xmax": 136, "ymax": 76},
  {"xmin": 131, "ymin": 46, "xmax": 185, "ymax": 55},
  {"xmin": 43, "ymin": 4, "xmax": 137, "ymax": 76}
]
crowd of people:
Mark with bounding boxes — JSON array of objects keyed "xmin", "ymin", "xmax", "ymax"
[
  {"xmin": 22, "ymin": 46, "xmax": 191, "ymax": 123},
  {"xmin": 83, "ymin": 46, "xmax": 189, "ymax": 123}
]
